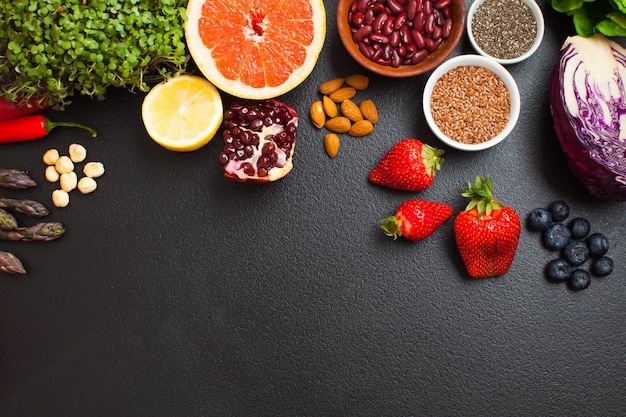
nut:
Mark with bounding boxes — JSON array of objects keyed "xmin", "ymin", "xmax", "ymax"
[
  {"xmin": 83, "ymin": 162, "xmax": 105, "ymax": 178},
  {"xmin": 77, "ymin": 177, "xmax": 97, "ymax": 194},
  {"xmin": 359, "ymin": 99, "xmax": 379, "ymax": 124},
  {"xmin": 329, "ymin": 87, "xmax": 357, "ymax": 102},
  {"xmin": 322, "ymin": 95, "xmax": 337, "ymax": 118},
  {"xmin": 45, "ymin": 165, "xmax": 60, "ymax": 183},
  {"xmin": 52, "ymin": 189, "xmax": 70, "ymax": 208},
  {"xmin": 340, "ymin": 99, "xmax": 363, "ymax": 123},
  {"xmin": 68, "ymin": 143, "xmax": 87, "ymax": 163},
  {"xmin": 54, "ymin": 156, "xmax": 74, "ymax": 174},
  {"xmin": 345, "ymin": 74, "xmax": 369, "ymax": 90},
  {"xmin": 325, "ymin": 117, "xmax": 352, "ymax": 133},
  {"xmin": 349, "ymin": 119, "xmax": 374, "ymax": 137},
  {"xmin": 309, "ymin": 100, "xmax": 325, "ymax": 129},
  {"xmin": 42, "ymin": 149, "xmax": 60, "ymax": 165},
  {"xmin": 318, "ymin": 78, "xmax": 345, "ymax": 95},
  {"xmin": 60, "ymin": 171, "xmax": 78, "ymax": 192},
  {"xmin": 324, "ymin": 133, "xmax": 340, "ymax": 158}
]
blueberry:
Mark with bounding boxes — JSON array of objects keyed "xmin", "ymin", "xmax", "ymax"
[
  {"xmin": 568, "ymin": 269, "xmax": 591, "ymax": 291},
  {"xmin": 545, "ymin": 258, "xmax": 572, "ymax": 282},
  {"xmin": 586, "ymin": 233, "xmax": 609, "ymax": 258},
  {"xmin": 527, "ymin": 208, "xmax": 553, "ymax": 231},
  {"xmin": 543, "ymin": 223, "xmax": 571, "ymax": 251},
  {"xmin": 568, "ymin": 217, "xmax": 591, "ymax": 239},
  {"xmin": 591, "ymin": 256, "xmax": 614, "ymax": 277},
  {"xmin": 562, "ymin": 240, "xmax": 590, "ymax": 266},
  {"xmin": 548, "ymin": 200, "xmax": 570, "ymax": 222}
]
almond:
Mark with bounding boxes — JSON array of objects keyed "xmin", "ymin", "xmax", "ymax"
[
  {"xmin": 329, "ymin": 87, "xmax": 356, "ymax": 103},
  {"xmin": 322, "ymin": 95, "xmax": 338, "ymax": 118},
  {"xmin": 345, "ymin": 74, "xmax": 369, "ymax": 90},
  {"xmin": 309, "ymin": 100, "xmax": 325, "ymax": 129},
  {"xmin": 319, "ymin": 78, "xmax": 345, "ymax": 95},
  {"xmin": 348, "ymin": 119, "xmax": 374, "ymax": 137},
  {"xmin": 325, "ymin": 116, "xmax": 352, "ymax": 133},
  {"xmin": 324, "ymin": 133, "xmax": 340, "ymax": 158},
  {"xmin": 340, "ymin": 99, "xmax": 363, "ymax": 122},
  {"xmin": 359, "ymin": 99, "xmax": 379, "ymax": 124}
]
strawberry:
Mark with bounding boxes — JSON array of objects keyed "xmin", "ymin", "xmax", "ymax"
[
  {"xmin": 381, "ymin": 199, "xmax": 453, "ymax": 241},
  {"xmin": 369, "ymin": 138, "xmax": 444, "ymax": 192},
  {"xmin": 453, "ymin": 176, "xmax": 521, "ymax": 278}
]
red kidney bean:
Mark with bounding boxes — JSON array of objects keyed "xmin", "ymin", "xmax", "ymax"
[
  {"xmin": 442, "ymin": 6, "xmax": 451, "ymax": 18},
  {"xmin": 371, "ymin": 2, "xmax": 386, "ymax": 13},
  {"xmin": 370, "ymin": 32, "xmax": 390, "ymax": 43},
  {"xmin": 406, "ymin": 42, "xmax": 417, "ymax": 54},
  {"xmin": 406, "ymin": 0, "xmax": 418, "ymax": 20},
  {"xmin": 356, "ymin": 0, "xmax": 370, "ymax": 11},
  {"xmin": 358, "ymin": 41, "xmax": 374, "ymax": 58},
  {"xmin": 394, "ymin": 12, "xmax": 407, "ymax": 29},
  {"xmin": 410, "ymin": 29, "xmax": 425, "ymax": 48},
  {"xmin": 416, "ymin": 0, "xmax": 423, "ymax": 12},
  {"xmin": 432, "ymin": 25, "xmax": 442, "ymax": 40},
  {"xmin": 424, "ymin": 13, "xmax": 435, "ymax": 35},
  {"xmin": 390, "ymin": 30, "xmax": 401, "ymax": 47},
  {"xmin": 433, "ymin": 8, "xmax": 443, "ymax": 26},
  {"xmin": 391, "ymin": 49, "xmax": 402, "ymax": 67},
  {"xmin": 382, "ymin": 44, "xmax": 392, "ymax": 60},
  {"xmin": 372, "ymin": 12, "xmax": 388, "ymax": 32},
  {"xmin": 382, "ymin": 16, "xmax": 395, "ymax": 35},
  {"xmin": 411, "ymin": 49, "xmax": 429, "ymax": 64},
  {"xmin": 397, "ymin": 44, "xmax": 407, "ymax": 57},
  {"xmin": 352, "ymin": 11, "xmax": 364, "ymax": 26},
  {"xmin": 413, "ymin": 11, "xmax": 425, "ymax": 31},
  {"xmin": 364, "ymin": 8, "xmax": 375, "ymax": 25},
  {"xmin": 423, "ymin": 0, "xmax": 432, "ymax": 15},
  {"xmin": 442, "ymin": 17, "xmax": 452, "ymax": 39},
  {"xmin": 353, "ymin": 25, "xmax": 373, "ymax": 42},
  {"xmin": 423, "ymin": 37, "xmax": 434, "ymax": 51},
  {"xmin": 387, "ymin": 0, "xmax": 404, "ymax": 14},
  {"xmin": 433, "ymin": 0, "xmax": 451, "ymax": 9},
  {"xmin": 400, "ymin": 25, "xmax": 412, "ymax": 44}
]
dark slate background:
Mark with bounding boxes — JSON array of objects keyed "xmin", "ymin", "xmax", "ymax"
[{"xmin": 1, "ymin": 1, "xmax": 624, "ymax": 416}]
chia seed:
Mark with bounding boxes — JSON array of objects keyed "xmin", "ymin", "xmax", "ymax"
[{"xmin": 471, "ymin": 0, "xmax": 537, "ymax": 60}]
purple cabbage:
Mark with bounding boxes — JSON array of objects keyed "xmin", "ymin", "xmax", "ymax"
[{"xmin": 549, "ymin": 34, "xmax": 626, "ymax": 201}]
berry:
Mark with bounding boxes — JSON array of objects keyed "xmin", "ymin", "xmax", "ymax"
[
  {"xmin": 586, "ymin": 233, "xmax": 609, "ymax": 258},
  {"xmin": 527, "ymin": 208, "xmax": 552, "ymax": 231},
  {"xmin": 561, "ymin": 240, "xmax": 589, "ymax": 266},
  {"xmin": 568, "ymin": 217, "xmax": 590, "ymax": 239},
  {"xmin": 380, "ymin": 199, "xmax": 453, "ymax": 241},
  {"xmin": 543, "ymin": 223, "xmax": 571, "ymax": 251},
  {"xmin": 548, "ymin": 200, "xmax": 570, "ymax": 222},
  {"xmin": 545, "ymin": 258, "xmax": 572, "ymax": 282},
  {"xmin": 568, "ymin": 269, "xmax": 591, "ymax": 291},
  {"xmin": 591, "ymin": 256, "xmax": 614, "ymax": 277}
]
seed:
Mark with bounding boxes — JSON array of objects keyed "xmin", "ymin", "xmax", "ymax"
[
  {"xmin": 349, "ymin": 119, "xmax": 374, "ymax": 137},
  {"xmin": 345, "ymin": 74, "xmax": 370, "ymax": 90},
  {"xmin": 52, "ymin": 189, "xmax": 70, "ymax": 208},
  {"xmin": 359, "ymin": 99, "xmax": 379, "ymax": 124},
  {"xmin": 68, "ymin": 143, "xmax": 87, "ymax": 163},
  {"xmin": 310, "ymin": 100, "xmax": 325, "ymax": 129},
  {"xmin": 77, "ymin": 177, "xmax": 98, "ymax": 194},
  {"xmin": 42, "ymin": 149, "xmax": 59, "ymax": 165},
  {"xmin": 329, "ymin": 87, "xmax": 357, "ymax": 102},
  {"xmin": 322, "ymin": 95, "xmax": 338, "ymax": 117},
  {"xmin": 319, "ymin": 78, "xmax": 345, "ymax": 95},
  {"xmin": 325, "ymin": 117, "xmax": 352, "ymax": 133},
  {"xmin": 340, "ymin": 99, "xmax": 363, "ymax": 122},
  {"xmin": 83, "ymin": 162, "xmax": 105, "ymax": 178},
  {"xmin": 324, "ymin": 133, "xmax": 340, "ymax": 158},
  {"xmin": 59, "ymin": 171, "xmax": 77, "ymax": 192},
  {"xmin": 54, "ymin": 155, "xmax": 74, "ymax": 174}
]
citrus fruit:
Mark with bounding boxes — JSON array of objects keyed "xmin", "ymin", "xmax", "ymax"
[
  {"xmin": 141, "ymin": 75, "xmax": 223, "ymax": 152},
  {"xmin": 184, "ymin": 0, "xmax": 326, "ymax": 99}
]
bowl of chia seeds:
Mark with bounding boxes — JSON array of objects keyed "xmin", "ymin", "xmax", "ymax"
[{"xmin": 467, "ymin": 0, "xmax": 544, "ymax": 65}]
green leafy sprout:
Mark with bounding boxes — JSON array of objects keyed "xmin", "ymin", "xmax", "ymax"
[
  {"xmin": 552, "ymin": 0, "xmax": 626, "ymax": 37},
  {"xmin": 0, "ymin": 0, "xmax": 190, "ymax": 108}
]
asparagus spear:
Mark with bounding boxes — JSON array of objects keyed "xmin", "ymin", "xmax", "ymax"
[
  {"xmin": 0, "ymin": 169, "xmax": 37, "ymax": 189},
  {"xmin": 0, "ymin": 208, "xmax": 18, "ymax": 230},
  {"xmin": 0, "ymin": 222, "xmax": 65, "ymax": 241},
  {"xmin": 0, "ymin": 197, "xmax": 49, "ymax": 217},
  {"xmin": 0, "ymin": 249, "xmax": 26, "ymax": 274}
]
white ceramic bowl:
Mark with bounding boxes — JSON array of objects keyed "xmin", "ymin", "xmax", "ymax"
[
  {"xmin": 422, "ymin": 54, "xmax": 521, "ymax": 151},
  {"xmin": 466, "ymin": 0, "xmax": 544, "ymax": 65}
]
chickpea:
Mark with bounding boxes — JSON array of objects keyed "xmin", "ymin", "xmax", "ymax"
[
  {"xmin": 83, "ymin": 161, "xmax": 105, "ymax": 178},
  {"xmin": 60, "ymin": 171, "xmax": 78, "ymax": 192},
  {"xmin": 43, "ymin": 149, "xmax": 60, "ymax": 165},
  {"xmin": 77, "ymin": 176, "xmax": 97, "ymax": 194},
  {"xmin": 68, "ymin": 143, "xmax": 87, "ymax": 163},
  {"xmin": 52, "ymin": 189, "xmax": 70, "ymax": 208},
  {"xmin": 54, "ymin": 155, "xmax": 74, "ymax": 174},
  {"xmin": 45, "ymin": 165, "xmax": 60, "ymax": 183}
]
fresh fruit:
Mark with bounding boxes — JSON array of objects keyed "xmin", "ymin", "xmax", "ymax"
[
  {"xmin": 586, "ymin": 233, "xmax": 609, "ymax": 257},
  {"xmin": 562, "ymin": 240, "xmax": 589, "ymax": 266},
  {"xmin": 568, "ymin": 269, "xmax": 591, "ymax": 291},
  {"xmin": 591, "ymin": 256, "xmax": 614, "ymax": 277},
  {"xmin": 543, "ymin": 223, "xmax": 571, "ymax": 251},
  {"xmin": 381, "ymin": 200, "xmax": 453, "ymax": 242},
  {"xmin": 568, "ymin": 217, "xmax": 591, "ymax": 239},
  {"xmin": 185, "ymin": 0, "xmax": 326, "ymax": 99},
  {"xmin": 548, "ymin": 200, "xmax": 570, "ymax": 222},
  {"xmin": 141, "ymin": 75, "xmax": 223, "ymax": 152},
  {"xmin": 527, "ymin": 207, "xmax": 552, "ymax": 231},
  {"xmin": 218, "ymin": 99, "xmax": 298, "ymax": 182},
  {"xmin": 369, "ymin": 139, "xmax": 444, "ymax": 192},
  {"xmin": 453, "ymin": 176, "xmax": 521, "ymax": 278},
  {"xmin": 545, "ymin": 258, "xmax": 572, "ymax": 282}
]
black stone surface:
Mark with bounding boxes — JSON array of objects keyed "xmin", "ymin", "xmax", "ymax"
[{"xmin": 1, "ymin": 1, "xmax": 624, "ymax": 416}]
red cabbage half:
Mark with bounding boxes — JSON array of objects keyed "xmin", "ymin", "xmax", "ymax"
[{"xmin": 550, "ymin": 34, "xmax": 626, "ymax": 201}]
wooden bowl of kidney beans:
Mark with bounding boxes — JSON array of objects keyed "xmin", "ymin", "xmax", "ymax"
[{"xmin": 337, "ymin": 0, "xmax": 466, "ymax": 77}]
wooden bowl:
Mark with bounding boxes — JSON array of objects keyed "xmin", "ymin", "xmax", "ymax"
[{"xmin": 336, "ymin": 0, "xmax": 466, "ymax": 78}]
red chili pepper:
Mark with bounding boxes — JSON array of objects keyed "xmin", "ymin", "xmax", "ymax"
[
  {"xmin": 0, "ymin": 97, "xmax": 50, "ymax": 121},
  {"xmin": 0, "ymin": 114, "xmax": 97, "ymax": 143}
]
